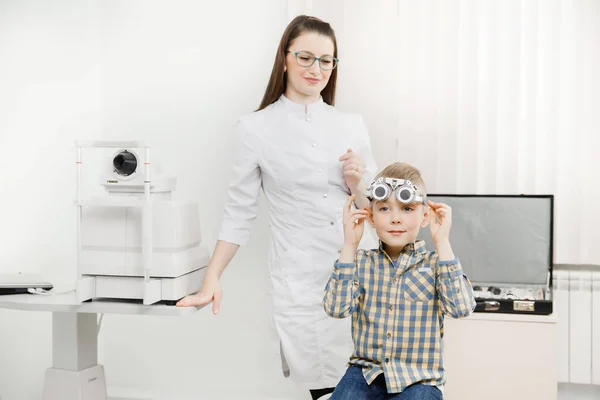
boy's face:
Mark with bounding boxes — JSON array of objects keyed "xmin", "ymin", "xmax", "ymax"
[{"xmin": 367, "ymin": 196, "xmax": 430, "ymax": 251}]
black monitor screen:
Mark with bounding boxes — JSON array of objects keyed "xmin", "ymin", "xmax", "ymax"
[{"xmin": 416, "ymin": 195, "xmax": 553, "ymax": 285}]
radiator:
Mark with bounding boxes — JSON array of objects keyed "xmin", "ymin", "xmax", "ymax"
[{"xmin": 553, "ymin": 267, "xmax": 600, "ymax": 384}]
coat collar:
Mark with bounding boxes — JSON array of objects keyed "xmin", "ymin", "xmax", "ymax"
[{"xmin": 278, "ymin": 94, "xmax": 326, "ymax": 115}]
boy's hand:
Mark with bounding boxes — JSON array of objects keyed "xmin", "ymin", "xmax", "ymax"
[
  {"xmin": 343, "ymin": 194, "xmax": 368, "ymax": 246},
  {"xmin": 339, "ymin": 148, "xmax": 365, "ymax": 193},
  {"xmin": 428, "ymin": 201, "xmax": 452, "ymax": 245}
]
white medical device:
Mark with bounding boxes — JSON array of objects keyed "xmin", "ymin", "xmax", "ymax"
[{"xmin": 74, "ymin": 141, "xmax": 209, "ymax": 305}]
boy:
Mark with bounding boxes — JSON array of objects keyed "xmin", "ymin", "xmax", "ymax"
[{"xmin": 323, "ymin": 162, "xmax": 476, "ymax": 399}]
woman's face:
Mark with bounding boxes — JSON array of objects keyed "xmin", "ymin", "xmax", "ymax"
[{"xmin": 284, "ymin": 31, "xmax": 335, "ymax": 103}]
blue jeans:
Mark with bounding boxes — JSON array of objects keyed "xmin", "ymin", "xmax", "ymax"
[{"xmin": 330, "ymin": 366, "xmax": 443, "ymax": 400}]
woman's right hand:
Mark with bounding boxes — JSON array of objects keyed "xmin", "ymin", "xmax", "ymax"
[{"xmin": 176, "ymin": 275, "xmax": 222, "ymax": 315}]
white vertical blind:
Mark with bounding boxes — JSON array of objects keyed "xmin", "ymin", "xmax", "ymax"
[{"xmin": 289, "ymin": 0, "xmax": 600, "ymax": 264}]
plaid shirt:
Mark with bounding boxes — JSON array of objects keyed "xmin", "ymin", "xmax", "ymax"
[{"xmin": 323, "ymin": 240, "xmax": 476, "ymax": 393}]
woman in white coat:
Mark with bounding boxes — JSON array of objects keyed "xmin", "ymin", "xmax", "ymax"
[{"xmin": 177, "ymin": 15, "xmax": 378, "ymax": 399}]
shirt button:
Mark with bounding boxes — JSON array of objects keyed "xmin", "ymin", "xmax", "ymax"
[
  {"xmin": 330, "ymin": 221, "xmax": 335, "ymax": 225},
  {"xmin": 457, "ymin": 288, "xmax": 461, "ymax": 294},
  {"xmin": 392, "ymin": 278, "xmax": 397, "ymax": 284},
  {"xmin": 388, "ymin": 305, "xmax": 393, "ymax": 311},
  {"xmin": 312, "ymin": 143, "xmax": 317, "ymax": 147},
  {"xmin": 387, "ymin": 333, "xmax": 391, "ymax": 339},
  {"xmin": 318, "ymin": 168, "xmax": 323, "ymax": 172},
  {"xmin": 385, "ymin": 358, "xmax": 390, "ymax": 364},
  {"xmin": 323, "ymin": 194, "xmax": 328, "ymax": 198}
]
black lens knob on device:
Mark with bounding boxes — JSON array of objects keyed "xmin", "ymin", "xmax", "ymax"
[
  {"xmin": 113, "ymin": 150, "xmax": 137, "ymax": 177},
  {"xmin": 489, "ymin": 286, "xmax": 502, "ymax": 295}
]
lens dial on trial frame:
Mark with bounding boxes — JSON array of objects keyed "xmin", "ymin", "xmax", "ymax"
[
  {"xmin": 371, "ymin": 181, "xmax": 392, "ymax": 201},
  {"xmin": 396, "ymin": 185, "xmax": 417, "ymax": 203},
  {"xmin": 113, "ymin": 150, "xmax": 137, "ymax": 177}
]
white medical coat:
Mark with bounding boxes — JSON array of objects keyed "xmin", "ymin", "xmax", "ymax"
[{"xmin": 219, "ymin": 94, "xmax": 378, "ymax": 389}]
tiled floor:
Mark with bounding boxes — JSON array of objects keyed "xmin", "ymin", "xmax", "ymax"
[{"xmin": 558, "ymin": 383, "xmax": 600, "ymax": 400}]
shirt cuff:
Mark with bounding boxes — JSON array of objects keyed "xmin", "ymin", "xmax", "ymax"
[
  {"xmin": 334, "ymin": 260, "xmax": 356, "ymax": 281},
  {"xmin": 438, "ymin": 257, "xmax": 463, "ymax": 279}
]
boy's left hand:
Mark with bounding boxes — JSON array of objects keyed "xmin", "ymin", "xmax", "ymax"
[
  {"xmin": 428, "ymin": 201, "xmax": 452, "ymax": 244},
  {"xmin": 339, "ymin": 148, "xmax": 365, "ymax": 193}
]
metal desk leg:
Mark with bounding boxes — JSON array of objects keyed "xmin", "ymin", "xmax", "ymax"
[
  {"xmin": 42, "ymin": 312, "xmax": 151, "ymax": 400},
  {"xmin": 42, "ymin": 312, "xmax": 107, "ymax": 400}
]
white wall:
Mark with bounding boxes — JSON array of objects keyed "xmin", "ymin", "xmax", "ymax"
[
  {"xmin": 0, "ymin": 1, "xmax": 598, "ymax": 399},
  {"xmin": 0, "ymin": 1, "xmax": 301, "ymax": 399},
  {"xmin": 300, "ymin": 0, "xmax": 600, "ymax": 266}
]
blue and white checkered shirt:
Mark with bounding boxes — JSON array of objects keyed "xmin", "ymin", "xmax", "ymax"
[{"xmin": 323, "ymin": 240, "xmax": 476, "ymax": 393}]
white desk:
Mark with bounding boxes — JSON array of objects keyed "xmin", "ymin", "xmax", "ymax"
[
  {"xmin": 443, "ymin": 312, "xmax": 558, "ymax": 400},
  {"xmin": 0, "ymin": 289, "xmax": 201, "ymax": 400}
]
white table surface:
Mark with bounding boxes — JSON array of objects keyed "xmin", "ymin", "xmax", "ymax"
[{"xmin": 0, "ymin": 286, "xmax": 202, "ymax": 316}]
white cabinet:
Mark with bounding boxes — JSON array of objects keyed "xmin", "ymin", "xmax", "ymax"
[{"xmin": 443, "ymin": 313, "xmax": 557, "ymax": 400}]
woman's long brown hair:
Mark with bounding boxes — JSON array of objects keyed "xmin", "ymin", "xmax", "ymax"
[{"xmin": 257, "ymin": 15, "xmax": 338, "ymax": 111}]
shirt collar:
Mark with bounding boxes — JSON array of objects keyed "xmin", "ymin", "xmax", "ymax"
[
  {"xmin": 278, "ymin": 94, "xmax": 326, "ymax": 115},
  {"xmin": 378, "ymin": 239, "xmax": 427, "ymax": 257}
]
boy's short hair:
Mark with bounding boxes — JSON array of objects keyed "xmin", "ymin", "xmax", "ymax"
[{"xmin": 373, "ymin": 162, "xmax": 427, "ymax": 197}]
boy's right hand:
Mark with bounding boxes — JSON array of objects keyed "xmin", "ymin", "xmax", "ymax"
[
  {"xmin": 176, "ymin": 275, "xmax": 222, "ymax": 315},
  {"xmin": 343, "ymin": 194, "xmax": 369, "ymax": 247}
]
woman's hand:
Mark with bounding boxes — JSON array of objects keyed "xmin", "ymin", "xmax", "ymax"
[
  {"xmin": 176, "ymin": 274, "xmax": 222, "ymax": 315},
  {"xmin": 339, "ymin": 148, "xmax": 366, "ymax": 193}
]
